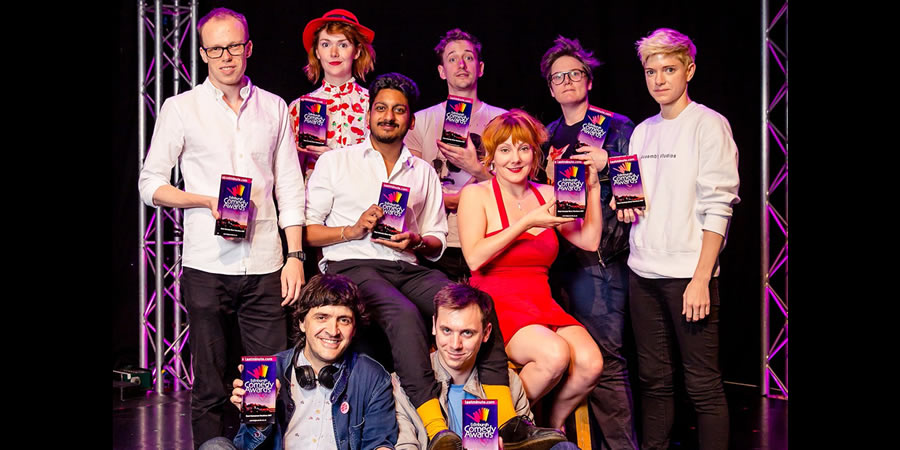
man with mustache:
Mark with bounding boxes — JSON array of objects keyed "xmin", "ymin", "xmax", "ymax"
[
  {"xmin": 404, "ymin": 29, "xmax": 507, "ymax": 283},
  {"xmin": 305, "ymin": 72, "xmax": 523, "ymax": 449}
]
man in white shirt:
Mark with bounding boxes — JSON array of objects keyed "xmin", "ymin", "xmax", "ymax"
[
  {"xmin": 404, "ymin": 29, "xmax": 507, "ymax": 282},
  {"xmin": 137, "ymin": 8, "xmax": 306, "ymax": 448},
  {"xmin": 305, "ymin": 72, "xmax": 521, "ymax": 450}
]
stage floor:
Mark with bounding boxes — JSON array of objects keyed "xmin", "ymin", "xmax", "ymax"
[{"xmin": 112, "ymin": 381, "xmax": 786, "ymax": 449}]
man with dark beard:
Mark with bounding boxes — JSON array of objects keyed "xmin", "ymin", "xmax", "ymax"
[{"xmin": 305, "ymin": 72, "xmax": 523, "ymax": 449}]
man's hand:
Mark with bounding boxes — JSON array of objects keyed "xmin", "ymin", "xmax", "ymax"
[
  {"xmin": 372, "ymin": 231, "xmax": 418, "ymax": 252},
  {"xmin": 682, "ymin": 277, "xmax": 711, "ymax": 322},
  {"xmin": 205, "ymin": 196, "xmax": 221, "ymax": 220},
  {"xmin": 436, "ymin": 136, "xmax": 487, "ymax": 178},
  {"xmin": 280, "ymin": 257, "xmax": 304, "ymax": 306},
  {"xmin": 345, "ymin": 205, "xmax": 384, "ymax": 241},
  {"xmin": 609, "ymin": 196, "xmax": 645, "ymax": 223}
]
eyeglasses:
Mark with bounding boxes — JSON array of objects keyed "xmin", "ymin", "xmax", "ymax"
[
  {"xmin": 548, "ymin": 69, "xmax": 588, "ymax": 85},
  {"xmin": 202, "ymin": 41, "xmax": 249, "ymax": 59}
]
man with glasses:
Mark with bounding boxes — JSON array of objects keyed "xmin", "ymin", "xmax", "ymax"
[
  {"xmin": 538, "ymin": 36, "xmax": 639, "ymax": 450},
  {"xmin": 403, "ymin": 29, "xmax": 506, "ymax": 282},
  {"xmin": 138, "ymin": 7, "xmax": 306, "ymax": 448}
]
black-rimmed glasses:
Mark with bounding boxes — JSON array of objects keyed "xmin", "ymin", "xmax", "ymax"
[
  {"xmin": 202, "ymin": 41, "xmax": 249, "ymax": 59},
  {"xmin": 548, "ymin": 69, "xmax": 587, "ymax": 85}
]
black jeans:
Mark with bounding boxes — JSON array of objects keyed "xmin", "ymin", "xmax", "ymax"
[
  {"xmin": 182, "ymin": 267, "xmax": 288, "ymax": 449},
  {"xmin": 550, "ymin": 245, "xmax": 638, "ymax": 450},
  {"xmin": 327, "ymin": 259, "xmax": 509, "ymax": 408},
  {"xmin": 628, "ymin": 271, "xmax": 729, "ymax": 450}
]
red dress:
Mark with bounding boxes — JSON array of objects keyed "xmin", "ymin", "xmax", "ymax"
[{"xmin": 470, "ymin": 178, "xmax": 582, "ymax": 345}]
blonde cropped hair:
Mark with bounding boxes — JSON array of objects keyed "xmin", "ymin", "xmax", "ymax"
[
  {"xmin": 635, "ymin": 28, "xmax": 696, "ymax": 68},
  {"xmin": 482, "ymin": 109, "xmax": 548, "ymax": 180}
]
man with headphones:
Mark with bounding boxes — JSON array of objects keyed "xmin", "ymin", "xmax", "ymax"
[{"xmin": 204, "ymin": 274, "xmax": 397, "ymax": 450}]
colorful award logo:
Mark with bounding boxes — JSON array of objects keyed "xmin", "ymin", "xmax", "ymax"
[
  {"xmin": 462, "ymin": 399, "xmax": 499, "ymax": 450},
  {"xmin": 576, "ymin": 105, "xmax": 615, "ymax": 151},
  {"xmin": 240, "ymin": 356, "xmax": 277, "ymax": 425},
  {"xmin": 372, "ymin": 182, "xmax": 411, "ymax": 240},
  {"xmin": 215, "ymin": 174, "xmax": 253, "ymax": 238},
  {"xmin": 608, "ymin": 154, "xmax": 646, "ymax": 209},
  {"xmin": 554, "ymin": 159, "xmax": 586, "ymax": 218},
  {"xmin": 440, "ymin": 95, "xmax": 474, "ymax": 147}
]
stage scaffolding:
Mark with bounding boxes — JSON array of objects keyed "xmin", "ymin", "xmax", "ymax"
[
  {"xmin": 137, "ymin": 0, "xmax": 198, "ymax": 393},
  {"xmin": 134, "ymin": 0, "xmax": 788, "ymax": 400},
  {"xmin": 761, "ymin": 0, "xmax": 788, "ymax": 400}
]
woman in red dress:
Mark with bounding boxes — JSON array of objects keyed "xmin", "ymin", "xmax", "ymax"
[{"xmin": 457, "ymin": 109, "xmax": 605, "ymax": 429}]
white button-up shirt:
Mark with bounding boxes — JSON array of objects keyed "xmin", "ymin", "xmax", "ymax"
[
  {"xmin": 305, "ymin": 141, "xmax": 448, "ymax": 273},
  {"xmin": 139, "ymin": 77, "xmax": 305, "ymax": 275}
]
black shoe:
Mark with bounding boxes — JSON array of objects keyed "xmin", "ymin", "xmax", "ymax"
[
  {"xmin": 427, "ymin": 429, "xmax": 462, "ymax": 450},
  {"xmin": 499, "ymin": 415, "xmax": 568, "ymax": 450}
]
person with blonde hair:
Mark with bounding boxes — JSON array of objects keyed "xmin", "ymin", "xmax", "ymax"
[
  {"xmin": 617, "ymin": 27, "xmax": 740, "ymax": 450},
  {"xmin": 457, "ymin": 109, "xmax": 605, "ymax": 430},
  {"xmin": 288, "ymin": 9, "xmax": 377, "ymax": 177}
]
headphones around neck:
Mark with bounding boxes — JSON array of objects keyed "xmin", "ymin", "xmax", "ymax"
[
  {"xmin": 295, "ymin": 363, "xmax": 339, "ymax": 390},
  {"xmin": 292, "ymin": 344, "xmax": 341, "ymax": 390}
]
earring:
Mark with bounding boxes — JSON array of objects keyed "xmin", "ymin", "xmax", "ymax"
[{"xmin": 489, "ymin": 162, "xmax": 495, "ymax": 172}]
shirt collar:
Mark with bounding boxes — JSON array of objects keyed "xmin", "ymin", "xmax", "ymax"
[
  {"xmin": 202, "ymin": 76, "xmax": 253, "ymax": 101},
  {"xmin": 362, "ymin": 142, "xmax": 416, "ymax": 170},
  {"xmin": 322, "ymin": 77, "xmax": 358, "ymax": 95}
]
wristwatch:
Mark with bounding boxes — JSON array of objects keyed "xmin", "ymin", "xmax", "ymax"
[
  {"xmin": 286, "ymin": 250, "xmax": 306, "ymax": 262},
  {"xmin": 411, "ymin": 236, "xmax": 427, "ymax": 251}
]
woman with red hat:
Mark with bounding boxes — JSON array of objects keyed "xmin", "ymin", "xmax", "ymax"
[{"xmin": 288, "ymin": 9, "xmax": 376, "ymax": 177}]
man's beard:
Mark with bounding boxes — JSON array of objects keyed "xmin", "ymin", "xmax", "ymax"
[{"xmin": 371, "ymin": 120, "xmax": 407, "ymax": 144}]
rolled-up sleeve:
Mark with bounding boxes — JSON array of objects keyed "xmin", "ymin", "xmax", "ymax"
[
  {"xmin": 696, "ymin": 115, "xmax": 741, "ymax": 236},
  {"xmin": 138, "ymin": 99, "xmax": 183, "ymax": 207},
  {"xmin": 272, "ymin": 99, "xmax": 306, "ymax": 229},
  {"xmin": 417, "ymin": 165, "xmax": 448, "ymax": 261},
  {"xmin": 304, "ymin": 152, "xmax": 335, "ymax": 226}
]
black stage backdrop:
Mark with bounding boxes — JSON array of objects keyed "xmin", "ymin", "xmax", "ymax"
[{"xmin": 114, "ymin": 0, "xmax": 767, "ymax": 386}]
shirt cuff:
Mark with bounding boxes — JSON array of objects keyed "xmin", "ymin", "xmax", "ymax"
[
  {"xmin": 278, "ymin": 209, "xmax": 306, "ymax": 229},
  {"xmin": 420, "ymin": 232, "xmax": 447, "ymax": 262},
  {"xmin": 139, "ymin": 178, "xmax": 167, "ymax": 207},
  {"xmin": 702, "ymin": 214, "xmax": 730, "ymax": 237}
]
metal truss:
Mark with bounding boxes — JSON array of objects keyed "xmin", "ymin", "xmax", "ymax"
[
  {"xmin": 137, "ymin": 0, "xmax": 199, "ymax": 394},
  {"xmin": 761, "ymin": 0, "xmax": 788, "ymax": 400}
]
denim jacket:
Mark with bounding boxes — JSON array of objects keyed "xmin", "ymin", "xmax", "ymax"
[{"xmin": 234, "ymin": 348, "xmax": 398, "ymax": 450}]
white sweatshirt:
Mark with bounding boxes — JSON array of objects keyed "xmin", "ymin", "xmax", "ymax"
[{"xmin": 626, "ymin": 102, "xmax": 741, "ymax": 279}]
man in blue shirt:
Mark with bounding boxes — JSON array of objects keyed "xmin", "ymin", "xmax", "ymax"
[{"xmin": 393, "ymin": 283, "xmax": 572, "ymax": 450}]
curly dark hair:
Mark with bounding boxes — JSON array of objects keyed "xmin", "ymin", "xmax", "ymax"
[
  {"xmin": 290, "ymin": 274, "xmax": 368, "ymax": 348},
  {"xmin": 368, "ymin": 72, "xmax": 420, "ymax": 113}
]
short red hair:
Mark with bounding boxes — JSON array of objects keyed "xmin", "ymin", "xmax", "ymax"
[{"xmin": 482, "ymin": 109, "xmax": 548, "ymax": 180}]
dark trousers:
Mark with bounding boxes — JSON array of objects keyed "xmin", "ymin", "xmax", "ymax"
[
  {"xmin": 420, "ymin": 246, "xmax": 471, "ymax": 283},
  {"xmin": 550, "ymin": 247, "xmax": 638, "ymax": 450},
  {"xmin": 629, "ymin": 271, "xmax": 729, "ymax": 450},
  {"xmin": 182, "ymin": 267, "xmax": 288, "ymax": 449},
  {"xmin": 327, "ymin": 259, "xmax": 509, "ymax": 409}
]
